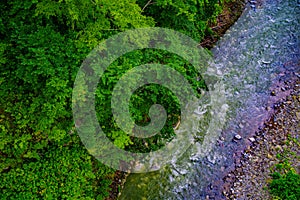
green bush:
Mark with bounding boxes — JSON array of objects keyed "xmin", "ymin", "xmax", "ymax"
[
  {"xmin": 269, "ymin": 168, "xmax": 300, "ymax": 200},
  {"xmin": 0, "ymin": 140, "xmax": 114, "ymax": 199},
  {"xmin": 269, "ymin": 156, "xmax": 300, "ymax": 200}
]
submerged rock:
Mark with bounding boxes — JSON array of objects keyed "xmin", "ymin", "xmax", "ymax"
[{"xmin": 234, "ymin": 134, "xmax": 242, "ymax": 140}]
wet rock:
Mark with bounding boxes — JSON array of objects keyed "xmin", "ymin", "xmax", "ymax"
[
  {"xmin": 249, "ymin": 137, "xmax": 256, "ymax": 143},
  {"xmin": 250, "ymin": 4, "xmax": 256, "ymax": 9},
  {"xmin": 261, "ymin": 60, "xmax": 271, "ymax": 64},
  {"xmin": 271, "ymin": 91, "xmax": 276, "ymax": 96},
  {"xmin": 266, "ymin": 106, "xmax": 271, "ymax": 111},
  {"xmin": 234, "ymin": 134, "xmax": 242, "ymax": 140}
]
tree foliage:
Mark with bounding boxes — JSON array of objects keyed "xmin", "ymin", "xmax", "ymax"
[
  {"xmin": 137, "ymin": 0, "xmax": 223, "ymax": 40},
  {"xmin": 0, "ymin": 0, "xmax": 225, "ymax": 198}
]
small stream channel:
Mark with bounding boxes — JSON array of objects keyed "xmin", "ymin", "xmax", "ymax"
[{"xmin": 119, "ymin": 0, "xmax": 300, "ymax": 199}]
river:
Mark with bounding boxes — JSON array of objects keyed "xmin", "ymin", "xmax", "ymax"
[{"xmin": 119, "ymin": 0, "xmax": 300, "ymax": 199}]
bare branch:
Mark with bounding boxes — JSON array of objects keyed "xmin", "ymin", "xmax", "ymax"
[{"xmin": 142, "ymin": 0, "xmax": 153, "ymax": 11}]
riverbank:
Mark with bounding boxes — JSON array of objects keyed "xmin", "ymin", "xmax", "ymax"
[
  {"xmin": 201, "ymin": 0, "xmax": 245, "ymax": 49},
  {"xmin": 223, "ymin": 77, "xmax": 300, "ymax": 199},
  {"xmin": 219, "ymin": 0, "xmax": 300, "ymax": 198}
]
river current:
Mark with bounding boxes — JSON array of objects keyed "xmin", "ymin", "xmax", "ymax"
[{"xmin": 119, "ymin": 0, "xmax": 299, "ymax": 199}]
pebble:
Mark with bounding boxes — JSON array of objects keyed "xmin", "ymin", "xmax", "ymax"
[
  {"xmin": 271, "ymin": 91, "xmax": 276, "ymax": 96},
  {"xmin": 262, "ymin": 60, "xmax": 271, "ymax": 64},
  {"xmin": 249, "ymin": 137, "xmax": 256, "ymax": 142},
  {"xmin": 234, "ymin": 134, "xmax": 242, "ymax": 140},
  {"xmin": 296, "ymin": 112, "xmax": 300, "ymax": 120},
  {"xmin": 267, "ymin": 153, "xmax": 273, "ymax": 159}
]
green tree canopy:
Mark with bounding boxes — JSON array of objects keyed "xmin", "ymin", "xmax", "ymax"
[{"xmin": 0, "ymin": 0, "xmax": 225, "ymax": 198}]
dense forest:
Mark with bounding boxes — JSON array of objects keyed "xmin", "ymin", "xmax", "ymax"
[{"xmin": 0, "ymin": 0, "xmax": 230, "ymax": 199}]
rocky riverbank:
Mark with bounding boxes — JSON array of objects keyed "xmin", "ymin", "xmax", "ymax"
[{"xmin": 223, "ymin": 77, "xmax": 300, "ymax": 199}]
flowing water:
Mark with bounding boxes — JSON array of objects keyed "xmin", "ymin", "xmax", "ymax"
[{"xmin": 119, "ymin": 0, "xmax": 300, "ymax": 199}]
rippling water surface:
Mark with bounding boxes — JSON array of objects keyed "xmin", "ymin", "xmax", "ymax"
[{"xmin": 119, "ymin": 0, "xmax": 300, "ymax": 199}]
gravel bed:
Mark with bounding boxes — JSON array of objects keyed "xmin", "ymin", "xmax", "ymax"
[{"xmin": 224, "ymin": 79, "xmax": 300, "ymax": 199}]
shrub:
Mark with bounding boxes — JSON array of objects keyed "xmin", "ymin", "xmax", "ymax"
[
  {"xmin": 269, "ymin": 169, "xmax": 300, "ymax": 200},
  {"xmin": 0, "ymin": 140, "xmax": 114, "ymax": 199},
  {"xmin": 269, "ymin": 158, "xmax": 300, "ymax": 200}
]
